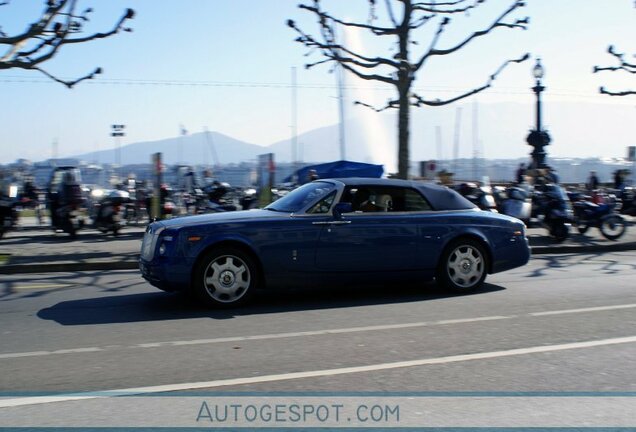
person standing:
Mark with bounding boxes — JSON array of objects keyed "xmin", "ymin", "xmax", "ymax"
[
  {"xmin": 613, "ymin": 170, "xmax": 625, "ymax": 190},
  {"xmin": 587, "ymin": 171, "xmax": 600, "ymax": 191},
  {"xmin": 515, "ymin": 163, "xmax": 526, "ymax": 184}
]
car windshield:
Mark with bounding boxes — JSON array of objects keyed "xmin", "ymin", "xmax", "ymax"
[{"xmin": 265, "ymin": 181, "xmax": 336, "ymax": 213}]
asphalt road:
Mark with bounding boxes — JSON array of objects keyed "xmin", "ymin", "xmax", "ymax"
[{"xmin": 1, "ymin": 250, "xmax": 635, "ymax": 395}]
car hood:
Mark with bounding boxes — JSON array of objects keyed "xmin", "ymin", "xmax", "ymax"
[{"xmin": 155, "ymin": 209, "xmax": 288, "ymax": 229}]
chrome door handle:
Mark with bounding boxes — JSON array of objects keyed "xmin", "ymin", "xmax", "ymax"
[{"xmin": 312, "ymin": 220, "xmax": 352, "ymax": 225}]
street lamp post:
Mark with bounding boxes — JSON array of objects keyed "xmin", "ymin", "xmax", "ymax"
[
  {"xmin": 526, "ymin": 58, "xmax": 551, "ymax": 169},
  {"xmin": 111, "ymin": 124, "xmax": 125, "ymax": 180}
]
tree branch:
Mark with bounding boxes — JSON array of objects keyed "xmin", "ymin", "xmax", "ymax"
[
  {"xmin": 416, "ymin": 0, "xmax": 527, "ymax": 71},
  {"xmin": 0, "ymin": 1, "xmax": 134, "ymax": 87},
  {"xmin": 593, "ymin": 45, "xmax": 636, "ymax": 74},
  {"xmin": 594, "ymin": 45, "xmax": 635, "ymax": 97},
  {"xmin": 412, "ymin": 53, "xmax": 529, "ymax": 106},
  {"xmin": 289, "ymin": 18, "xmax": 399, "ymax": 77},
  {"xmin": 354, "ymin": 99, "xmax": 399, "ymax": 112},
  {"xmin": 412, "ymin": 0, "xmax": 485, "ymax": 14},
  {"xmin": 34, "ymin": 65, "xmax": 101, "ymax": 88},
  {"xmin": 599, "ymin": 87, "xmax": 636, "ymax": 97},
  {"xmin": 299, "ymin": 3, "xmax": 397, "ymax": 36}
]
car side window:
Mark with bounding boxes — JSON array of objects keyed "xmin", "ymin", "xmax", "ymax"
[
  {"xmin": 340, "ymin": 186, "xmax": 432, "ymax": 213},
  {"xmin": 403, "ymin": 188, "xmax": 432, "ymax": 211},
  {"xmin": 307, "ymin": 191, "xmax": 336, "ymax": 214}
]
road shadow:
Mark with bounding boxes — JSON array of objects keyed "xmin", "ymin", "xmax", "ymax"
[
  {"xmin": 0, "ymin": 229, "xmax": 143, "ymax": 246},
  {"xmin": 37, "ymin": 281, "xmax": 505, "ymax": 326},
  {"xmin": 523, "ymin": 250, "xmax": 636, "ymax": 278}
]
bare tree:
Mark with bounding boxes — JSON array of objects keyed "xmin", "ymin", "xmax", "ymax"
[
  {"xmin": 0, "ymin": 0, "xmax": 134, "ymax": 88},
  {"xmin": 288, "ymin": 0, "xmax": 529, "ymax": 178},
  {"xmin": 593, "ymin": 45, "xmax": 635, "ymax": 97}
]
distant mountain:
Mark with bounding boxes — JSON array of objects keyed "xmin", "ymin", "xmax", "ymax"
[
  {"xmin": 71, "ymin": 101, "xmax": 634, "ymax": 170},
  {"xmin": 73, "ymin": 131, "xmax": 267, "ymax": 166}
]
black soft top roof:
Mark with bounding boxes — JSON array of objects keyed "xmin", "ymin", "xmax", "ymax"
[{"xmin": 328, "ymin": 178, "xmax": 477, "ymax": 211}]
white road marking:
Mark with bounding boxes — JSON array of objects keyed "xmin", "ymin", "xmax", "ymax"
[
  {"xmin": 136, "ymin": 315, "xmax": 510, "ymax": 348},
  {"xmin": 2, "ymin": 303, "xmax": 636, "ymax": 360},
  {"xmin": 13, "ymin": 283, "xmax": 74, "ymax": 290},
  {"xmin": 2, "ymin": 335, "xmax": 636, "ymax": 408},
  {"xmin": 0, "ymin": 347, "xmax": 103, "ymax": 359},
  {"xmin": 529, "ymin": 303, "xmax": 636, "ymax": 316}
]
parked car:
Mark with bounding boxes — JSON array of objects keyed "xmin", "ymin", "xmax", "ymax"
[{"xmin": 139, "ymin": 178, "xmax": 530, "ymax": 307}]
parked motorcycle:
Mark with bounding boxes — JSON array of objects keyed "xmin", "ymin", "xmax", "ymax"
[
  {"xmin": 617, "ymin": 186, "xmax": 636, "ymax": 216},
  {"xmin": 93, "ymin": 190, "xmax": 131, "ymax": 236},
  {"xmin": 493, "ymin": 185, "xmax": 532, "ymax": 224},
  {"xmin": 0, "ymin": 192, "xmax": 18, "ymax": 240},
  {"xmin": 146, "ymin": 184, "xmax": 176, "ymax": 220},
  {"xmin": 47, "ymin": 167, "xmax": 85, "ymax": 238},
  {"xmin": 569, "ymin": 190, "xmax": 627, "ymax": 240},
  {"xmin": 532, "ymin": 184, "xmax": 573, "ymax": 242},
  {"xmin": 202, "ymin": 181, "xmax": 237, "ymax": 212},
  {"xmin": 455, "ymin": 182, "xmax": 498, "ymax": 212},
  {"xmin": 239, "ymin": 187, "xmax": 258, "ymax": 210}
]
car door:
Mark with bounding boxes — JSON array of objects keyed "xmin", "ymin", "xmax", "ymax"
[{"xmin": 314, "ymin": 186, "xmax": 420, "ymax": 272}]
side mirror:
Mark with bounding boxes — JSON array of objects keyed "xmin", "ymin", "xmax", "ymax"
[{"xmin": 333, "ymin": 202, "xmax": 352, "ymax": 219}]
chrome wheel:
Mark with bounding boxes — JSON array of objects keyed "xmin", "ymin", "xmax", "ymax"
[
  {"xmin": 436, "ymin": 238, "xmax": 489, "ymax": 294},
  {"xmin": 202, "ymin": 254, "xmax": 251, "ymax": 304},
  {"xmin": 446, "ymin": 244, "xmax": 484, "ymax": 289}
]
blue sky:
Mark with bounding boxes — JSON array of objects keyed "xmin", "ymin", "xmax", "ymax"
[{"xmin": 1, "ymin": 0, "xmax": 634, "ymax": 164}]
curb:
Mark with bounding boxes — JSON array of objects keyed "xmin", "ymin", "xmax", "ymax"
[
  {"xmin": 530, "ymin": 241, "xmax": 636, "ymax": 255},
  {"xmin": 2, "ymin": 242, "xmax": 636, "ymax": 274},
  {"xmin": 0, "ymin": 261, "xmax": 139, "ymax": 275}
]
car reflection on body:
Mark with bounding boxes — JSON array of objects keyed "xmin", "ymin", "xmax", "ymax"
[{"xmin": 139, "ymin": 178, "xmax": 530, "ymax": 307}]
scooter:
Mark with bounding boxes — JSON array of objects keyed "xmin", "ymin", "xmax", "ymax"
[
  {"xmin": 532, "ymin": 184, "xmax": 573, "ymax": 242},
  {"xmin": 455, "ymin": 182, "xmax": 498, "ymax": 212},
  {"xmin": 93, "ymin": 190, "xmax": 130, "ymax": 236},
  {"xmin": 569, "ymin": 191, "xmax": 627, "ymax": 240},
  {"xmin": 494, "ymin": 185, "xmax": 532, "ymax": 225}
]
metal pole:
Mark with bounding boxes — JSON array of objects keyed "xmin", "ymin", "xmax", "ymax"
[
  {"xmin": 535, "ymin": 81, "xmax": 543, "ymax": 132},
  {"xmin": 291, "ymin": 67, "xmax": 298, "ymax": 169},
  {"xmin": 453, "ymin": 107, "xmax": 462, "ymax": 178},
  {"xmin": 337, "ymin": 63, "xmax": 347, "ymax": 160}
]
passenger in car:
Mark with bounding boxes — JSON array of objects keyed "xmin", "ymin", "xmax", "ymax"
[{"xmin": 359, "ymin": 194, "xmax": 393, "ymax": 212}]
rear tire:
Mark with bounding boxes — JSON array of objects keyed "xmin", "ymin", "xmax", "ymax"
[
  {"xmin": 436, "ymin": 239, "xmax": 488, "ymax": 294},
  {"xmin": 600, "ymin": 215, "xmax": 626, "ymax": 240},
  {"xmin": 193, "ymin": 247, "xmax": 257, "ymax": 308}
]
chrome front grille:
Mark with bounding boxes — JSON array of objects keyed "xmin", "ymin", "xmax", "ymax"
[{"xmin": 141, "ymin": 225, "xmax": 161, "ymax": 260}]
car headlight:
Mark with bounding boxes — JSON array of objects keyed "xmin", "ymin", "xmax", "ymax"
[{"xmin": 158, "ymin": 235, "xmax": 174, "ymax": 256}]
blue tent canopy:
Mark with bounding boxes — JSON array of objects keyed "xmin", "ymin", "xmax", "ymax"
[{"xmin": 285, "ymin": 160, "xmax": 384, "ymax": 184}]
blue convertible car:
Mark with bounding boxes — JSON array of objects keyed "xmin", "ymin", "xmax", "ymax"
[{"xmin": 139, "ymin": 178, "xmax": 530, "ymax": 307}]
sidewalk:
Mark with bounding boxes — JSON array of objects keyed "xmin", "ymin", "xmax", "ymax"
[{"xmin": 1, "ymin": 216, "xmax": 635, "ymax": 275}]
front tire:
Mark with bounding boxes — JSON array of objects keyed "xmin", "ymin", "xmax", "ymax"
[
  {"xmin": 436, "ymin": 239, "xmax": 488, "ymax": 293},
  {"xmin": 193, "ymin": 248, "xmax": 257, "ymax": 308},
  {"xmin": 551, "ymin": 222, "xmax": 569, "ymax": 243}
]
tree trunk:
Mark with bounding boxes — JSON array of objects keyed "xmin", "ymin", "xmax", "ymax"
[
  {"xmin": 396, "ymin": 2, "xmax": 412, "ymax": 180},
  {"xmin": 397, "ymin": 85, "xmax": 410, "ymax": 179}
]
